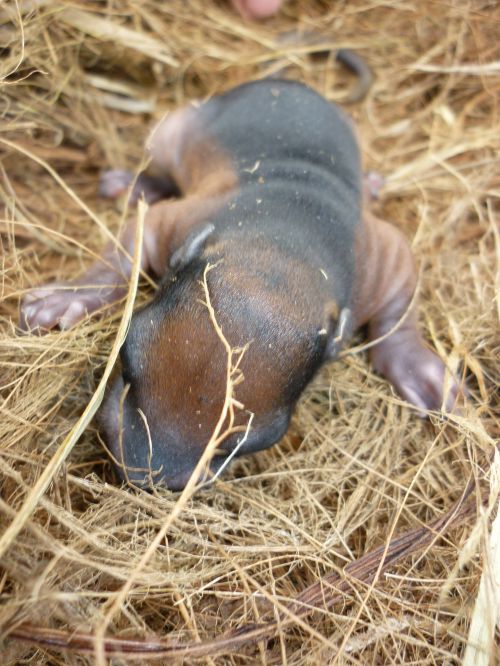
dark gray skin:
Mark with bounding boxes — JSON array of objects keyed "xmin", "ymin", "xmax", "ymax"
[{"xmin": 21, "ymin": 80, "xmax": 460, "ymax": 490}]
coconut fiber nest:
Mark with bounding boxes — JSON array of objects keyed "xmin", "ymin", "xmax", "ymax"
[{"xmin": 0, "ymin": 1, "xmax": 499, "ymax": 664}]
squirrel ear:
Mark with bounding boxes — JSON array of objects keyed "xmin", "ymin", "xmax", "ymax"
[
  {"xmin": 323, "ymin": 303, "xmax": 352, "ymax": 360},
  {"xmin": 169, "ymin": 223, "xmax": 215, "ymax": 271}
]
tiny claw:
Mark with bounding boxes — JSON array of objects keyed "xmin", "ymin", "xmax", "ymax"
[{"xmin": 59, "ymin": 301, "xmax": 88, "ymax": 330}]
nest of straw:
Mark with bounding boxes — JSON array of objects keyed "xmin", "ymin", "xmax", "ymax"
[{"xmin": 1, "ymin": 1, "xmax": 498, "ymax": 663}]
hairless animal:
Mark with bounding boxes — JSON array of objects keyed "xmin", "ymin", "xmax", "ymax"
[{"xmin": 21, "ymin": 76, "xmax": 459, "ymax": 490}]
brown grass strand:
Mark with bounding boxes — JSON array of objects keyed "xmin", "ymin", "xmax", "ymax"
[
  {"xmin": 4, "ymin": 479, "xmax": 478, "ymax": 659},
  {"xmin": 1, "ymin": 1, "xmax": 498, "ymax": 663}
]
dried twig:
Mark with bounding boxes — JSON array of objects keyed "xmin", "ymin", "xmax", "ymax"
[{"xmin": 5, "ymin": 482, "xmax": 478, "ymax": 659}]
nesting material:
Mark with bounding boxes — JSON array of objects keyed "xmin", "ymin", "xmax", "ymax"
[{"xmin": 0, "ymin": 1, "xmax": 499, "ymax": 663}]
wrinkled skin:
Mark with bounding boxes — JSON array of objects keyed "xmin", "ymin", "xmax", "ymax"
[{"xmin": 20, "ymin": 81, "xmax": 460, "ymax": 490}]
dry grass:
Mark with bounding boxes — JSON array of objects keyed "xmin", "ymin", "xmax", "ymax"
[{"xmin": 0, "ymin": 0, "xmax": 499, "ymax": 663}]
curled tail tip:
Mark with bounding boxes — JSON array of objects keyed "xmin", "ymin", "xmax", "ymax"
[{"xmin": 336, "ymin": 48, "xmax": 374, "ymax": 102}]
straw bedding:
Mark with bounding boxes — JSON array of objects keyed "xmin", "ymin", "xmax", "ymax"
[{"xmin": 0, "ymin": 1, "xmax": 498, "ymax": 663}]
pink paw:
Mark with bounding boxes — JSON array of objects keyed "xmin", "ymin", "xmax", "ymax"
[
  {"xmin": 99, "ymin": 169, "xmax": 134, "ymax": 200},
  {"xmin": 20, "ymin": 283, "xmax": 108, "ymax": 331},
  {"xmin": 372, "ymin": 343, "xmax": 460, "ymax": 414},
  {"xmin": 363, "ymin": 170, "xmax": 385, "ymax": 201},
  {"xmin": 99, "ymin": 170, "xmax": 177, "ymax": 205}
]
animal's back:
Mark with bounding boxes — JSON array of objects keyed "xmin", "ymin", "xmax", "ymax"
[
  {"xmin": 203, "ymin": 79, "xmax": 360, "ymax": 187},
  {"xmin": 200, "ymin": 79, "xmax": 363, "ymax": 309}
]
